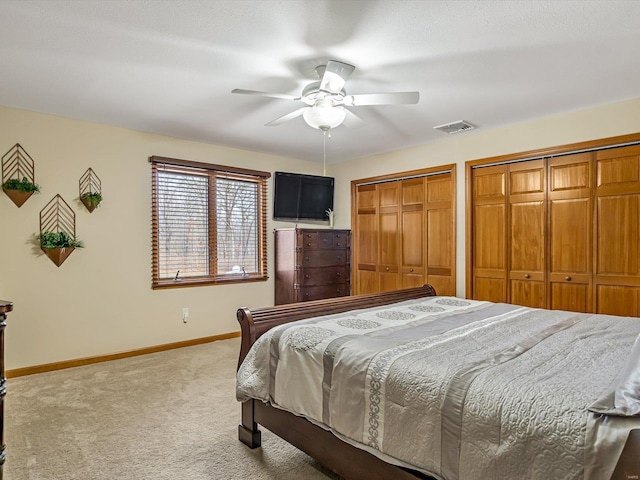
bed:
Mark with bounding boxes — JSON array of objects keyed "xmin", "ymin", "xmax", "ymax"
[{"xmin": 235, "ymin": 285, "xmax": 640, "ymax": 480}]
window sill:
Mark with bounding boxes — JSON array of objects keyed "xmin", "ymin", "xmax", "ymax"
[{"xmin": 152, "ymin": 275, "xmax": 268, "ymax": 290}]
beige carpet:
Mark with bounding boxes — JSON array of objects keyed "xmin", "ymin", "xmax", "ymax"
[{"xmin": 5, "ymin": 338, "xmax": 340, "ymax": 480}]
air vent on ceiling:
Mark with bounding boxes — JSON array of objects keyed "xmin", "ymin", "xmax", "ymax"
[{"xmin": 433, "ymin": 120, "xmax": 476, "ymax": 134}]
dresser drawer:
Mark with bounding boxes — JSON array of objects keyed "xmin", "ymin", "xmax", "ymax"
[
  {"xmin": 298, "ymin": 231, "xmax": 348, "ymax": 250},
  {"xmin": 299, "ymin": 266, "xmax": 349, "ymax": 285},
  {"xmin": 299, "ymin": 250, "xmax": 349, "ymax": 267},
  {"xmin": 332, "ymin": 232, "xmax": 349, "ymax": 248},
  {"xmin": 299, "ymin": 284, "xmax": 350, "ymax": 302}
]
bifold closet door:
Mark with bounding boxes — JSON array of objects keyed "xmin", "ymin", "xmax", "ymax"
[
  {"xmin": 547, "ymin": 153, "xmax": 593, "ymax": 312},
  {"xmin": 355, "ymin": 184, "xmax": 379, "ymax": 294},
  {"xmin": 425, "ymin": 173, "xmax": 455, "ymax": 295},
  {"xmin": 377, "ymin": 181, "xmax": 401, "ymax": 292},
  {"xmin": 471, "ymin": 165, "xmax": 507, "ymax": 303},
  {"xmin": 594, "ymin": 145, "xmax": 640, "ymax": 316},
  {"xmin": 508, "ymin": 160, "xmax": 547, "ymax": 308},
  {"xmin": 400, "ymin": 178, "xmax": 425, "ymax": 289}
]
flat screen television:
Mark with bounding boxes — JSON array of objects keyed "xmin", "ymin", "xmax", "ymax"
[{"xmin": 273, "ymin": 171, "xmax": 334, "ymax": 222}]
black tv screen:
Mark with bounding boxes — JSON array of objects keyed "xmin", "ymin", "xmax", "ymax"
[{"xmin": 273, "ymin": 171, "xmax": 334, "ymax": 221}]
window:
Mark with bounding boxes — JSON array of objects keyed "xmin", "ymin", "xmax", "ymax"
[{"xmin": 150, "ymin": 156, "xmax": 269, "ymax": 289}]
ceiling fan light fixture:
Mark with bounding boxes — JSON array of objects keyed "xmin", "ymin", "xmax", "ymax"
[{"xmin": 303, "ymin": 104, "xmax": 346, "ymax": 130}]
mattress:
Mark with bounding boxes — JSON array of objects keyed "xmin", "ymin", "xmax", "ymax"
[{"xmin": 237, "ymin": 296, "xmax": 640, "ymax": 480}]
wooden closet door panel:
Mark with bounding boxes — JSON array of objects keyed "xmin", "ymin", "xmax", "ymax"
[
  {"xmin": 471, "ymin": 165, "xmax": 507, "ymax": 302},
  {"xmin": 401, "ymin": 178, "xmax": 424, "ymax": 271},
  {"xmin": 549, "ymin": 198, "xmax": 591, "ymax": 312},
  {"xmin": 357, "ymin": 268, "xmax": 379, "ymax": 295},
  {"xmin": 426, "ymin": 173, "xmax": 454, "ymax": 295},
  {"xmin": 509, "ymin": 200, "xmax": 546, "ymax": 308},
  {"xmin": 402, "ymin": 210, "xmax": 423, "ymax": 265},
  {"xmin": 548, "ymin": 153, "xmax": 593, "ymax": 313},
  {"xmin": 550, "ymin": 198, "xmax": 590, "ymax": 274},
  {"xmin": 378, "ymin": 182, "xmax": 400, "ymax": 290},
  {"xmin": 355, "ymin": 185, "xmax": 378, "ymax": 294},
  {"xmin": 508, "ymin": 160, "xmax": 546, "ymax": 308},
  {"xmin": 379, "ymin": 212, "xmax": 399, "ymax": 266},
  {"xmin": 596, "ymin": 195, "xmax": 640, "ymax": 275},
  {"xmin": 596, "ymin": 285, "xmax": 640, "ymax": 317},
  {"xmin": 356, "ymin": 212, "xmax": 377, "ymax": 265},
  {"xmin": 594, "ymin": 146, "xmax": 640, "ymax": 316}
]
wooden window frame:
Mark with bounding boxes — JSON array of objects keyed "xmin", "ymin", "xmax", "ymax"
[{"xmin": 150, "ymin": 156, "xmax": 270, "ymax": 289}]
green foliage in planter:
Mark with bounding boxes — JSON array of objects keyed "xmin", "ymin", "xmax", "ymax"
[
  {"xmin": 81, "ymin": 191, "xmax": 102, "ymax": 208},
  {"xmin": 2, "ymin": 177, "xmax": 40, "ymax": 193},
  {"xmin": 37, "ymin": 231, "xmax": 84, "ymax": 249}
]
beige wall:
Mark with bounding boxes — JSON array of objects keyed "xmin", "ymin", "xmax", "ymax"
[
  {"xmin": 0, "ymin": 106, "xmax": 324, "ymax": 370},
  {"xmin": 328, "ymin": 97, "xmax": 640, "ymax": 297}
]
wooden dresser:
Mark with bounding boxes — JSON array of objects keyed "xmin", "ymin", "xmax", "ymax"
[{"xmin": 274, "ymin": 228, "xmax": 351, "ymax": 305}]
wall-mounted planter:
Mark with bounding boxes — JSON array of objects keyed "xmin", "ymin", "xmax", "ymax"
[
  {"xmin": 2, "ymin": 144, "xmax": 39, "ymax": 208},
  {"xmin": 38, "ymin": 195, "xmax": 82, "ymax": 267},
  {"xmin": 2, "ymin": 188, "xmax": 34, "ymax": 207},
  {"xmin": 42, "ymin": 247, "xmax": 75, "ymax": 267},
  {"xmin": 79, "ymin": 168, "xmax": 102, "ymax": 212}
]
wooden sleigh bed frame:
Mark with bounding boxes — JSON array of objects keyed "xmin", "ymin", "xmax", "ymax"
[{"xmin": 235, "ymin": 285, "xmax": 639, "ymax": 480}]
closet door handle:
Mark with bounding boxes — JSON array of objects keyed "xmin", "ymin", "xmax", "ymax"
[
  {"xmin": 565, "ymin": 276, "xmax": 572, "ymax": 281},
  {"xmin": 524, "ymin": 274, "xmax": 530, "ymax": 279}
]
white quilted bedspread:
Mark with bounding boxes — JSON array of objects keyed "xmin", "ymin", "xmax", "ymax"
[{"xmin": 237, "ymin": 297, "xmax": 640, "ymax": 480}]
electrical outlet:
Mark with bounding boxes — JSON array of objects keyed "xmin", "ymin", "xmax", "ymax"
[{"xmin": 182, "ymin": 307, "xmax": 189, "ymax": 323}]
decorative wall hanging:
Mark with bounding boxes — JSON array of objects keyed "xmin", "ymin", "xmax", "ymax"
[
  {"xmin": 38, "ymin": 194, "xmax": 84, "ymax": 267},
  {"xmin": 79, "ymin": 167, "xmax": 102, "ymax": 212},
  {"xmin": 1, "ymin": 143, "xmax": 40, "ymax": 207}
]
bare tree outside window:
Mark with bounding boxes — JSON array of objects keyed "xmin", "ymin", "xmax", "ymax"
[{"xmin": 216, "ymin": 177, "xmax": 258, "ymax": 274}]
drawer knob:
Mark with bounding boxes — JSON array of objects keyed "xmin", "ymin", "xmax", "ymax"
[
  {"xmin": 565, "ymin": 276, "xmax": 572, "ymax": 281},
  {"xmin": 305, "ymin": 256, "xmax": 309, "ymax": 261},
  {"xmin": 307, "ymin": 242, "xmax": 311, "ymax": 246},
  {"xmin": 410, "ymin": 268, "xmax": 414, "ymax": 273},
  {"xmin": 323, "ymin": 238, "xmax": 328, "ymax": 243},
  {"xmin": 386, "ymin": 267, "xmax": 390, "ymax": 272},
  {"xmin": 337, "ymin": 288, "xmax": 341, "ymax": 293},
  {"xmin": 305, "ymin": 274, "xmax": 310, "ymax": 279},
  {"xmin": 336, "ymin": 242, "xmax": 341, "ymax": 246},
  {"xmin": 336, "ymin": 272, "xmax": 340, "ymax": 276},
  {"xmin": 524, "ymin": 274, "xmax": 530, "ymax": 279}
]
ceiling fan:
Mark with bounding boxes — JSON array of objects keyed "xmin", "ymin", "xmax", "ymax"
[{"xmin": 232, "ymin": 60, "xmax": 419, "ymax": 131}]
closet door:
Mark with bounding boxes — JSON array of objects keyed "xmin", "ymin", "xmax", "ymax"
[
  {"xmin": 508, "ymin": 160, "xmax": 546, "ymax": 308},
  {"xmin": 547, "ymin": 153, "xmax": 593, "ymax": 312},
  {"xmin": 426, "ymin": 172, "xmax": 455, "ymax": 295},
  {"xmin": 594, "ymin": 145, "xmax": 640, "ymax": 316},
  {"xmin": 354, "ymin": 184, "xmax": 379, "ymax": 294},
  {"xmin": 400, "ymin": 178, "xmax": 425, "ymax": 289},
  {"xmin": 471, "ymin": 165, "xmax": 507, "ymax": 302},
  {"xmin": 377, "ymin": 181, "xmax": 401, "ymax": 292}
]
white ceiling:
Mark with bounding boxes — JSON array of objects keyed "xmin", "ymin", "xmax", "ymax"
[{"xmin": 1, "ymin": 0, "xmax": 640, "ymax": 164}]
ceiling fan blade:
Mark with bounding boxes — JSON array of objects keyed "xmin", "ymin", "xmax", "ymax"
[
  {"xmin": 319, "ymin": 60, "xmax": 355, "ymax": 94},
  {"xmin": 265, "ymin": 107, "xmax": 308, "ymax": 126},
  {"xmin": 345, "ymin": 91, "xmax": 419, "ymax": 106},
  {"xmin": 232, "ymin": 88, "xmax": 300, "ymax": 101},
  {"xmin": 342, "ymin": 109, "xmax": 365, "ymax": 128}
]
